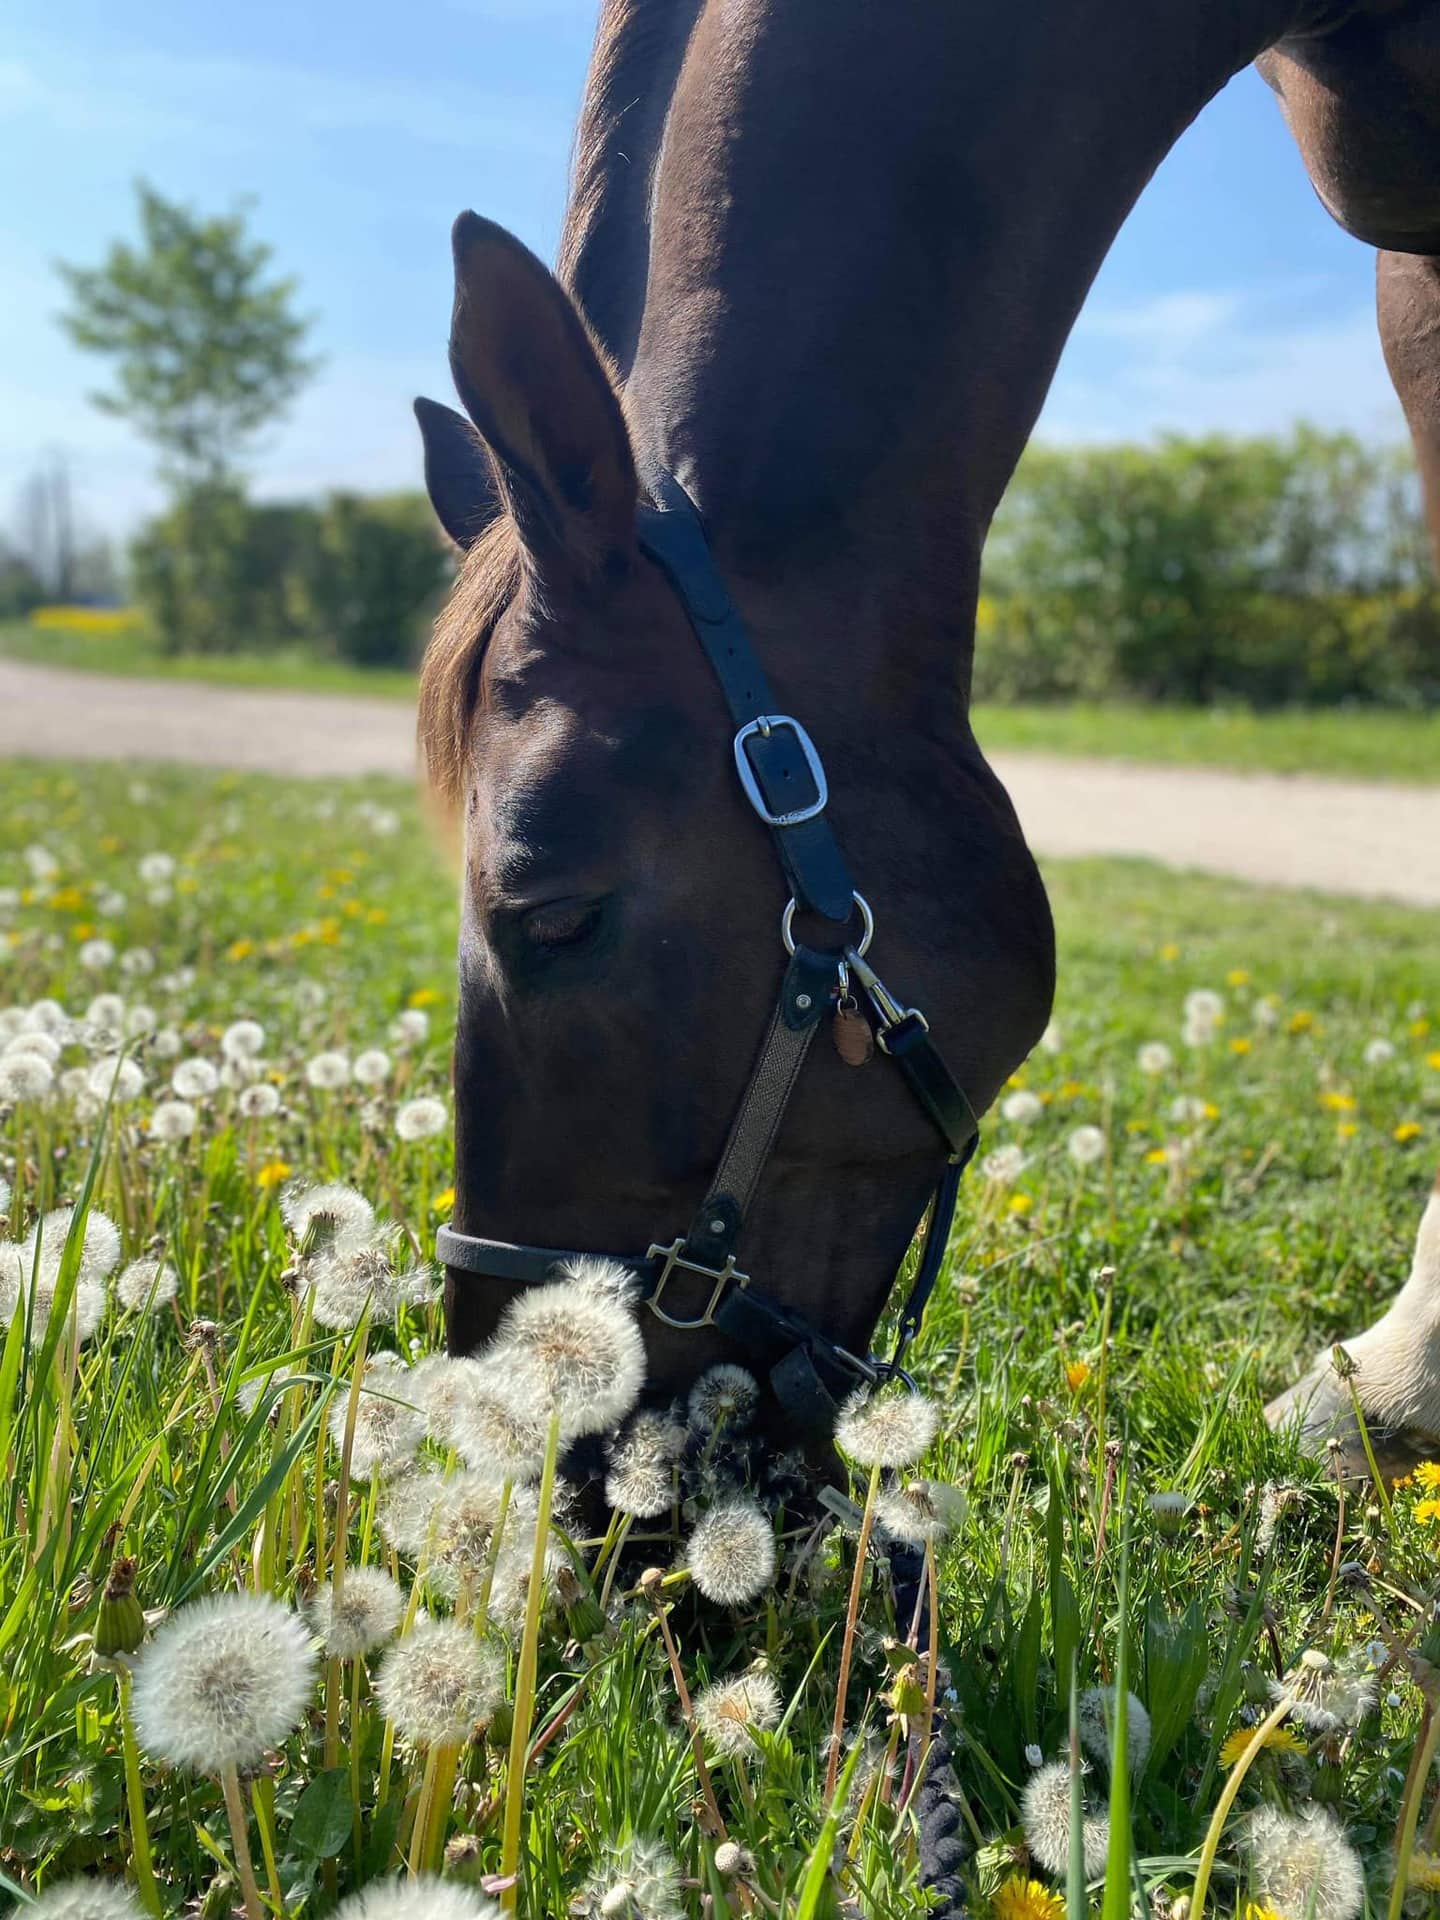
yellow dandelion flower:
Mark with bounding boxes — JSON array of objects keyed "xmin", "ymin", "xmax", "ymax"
[
  {"xmin": 342, "ymin": 899, "xmax": 363, "ymax": 918},
  {"xmin": 1338, "ymin": 1122, "xmax": 1358, "ymax": 1140},
  {"xmin": 1203, "ymin": 1102, "xmax": 1219, "ymax": 1120},
  {"xmin": 99, "ymin": 834, "xmax": 123, "ymax": 854},
  {"xmin": 1220, "ymin": 1723, "xmax": 1308, "ymax": 1767},
  {"xmin": 1319, "ymin": 1092, "xmax": 1357, "ymax": 1113},
  {"xmin": 317, "ymin": 884, "xmax": 336, "ymax": 901},
  {"xmin": 1226, "ymin": 969, "xmax": 1251, "ymax": 987},
  {"xmin": 1125, "ymin": 1119, "xmax": 1148, "ymax": 1134},
  {"xmin": 432, "ymin": 1187, "xmax": 456, "ymax": 1216},
  {"xmin": 256, "ymin": 1159, "xmax": 293, "ymax": 1190},
  {"xmin": 1409, "ymin": 1852, "xmax": 1440, "ymax": 1892},
  {"xmin": 1395, "ymin": 1121, "xmax": 1424, "ymax": 1144},
  {"xmin": 1065, "ymin": 1360, "xmax": 1090, "ymax": 1393},
  {"xmin": 226, "ymin": 938, "xmax": 255, "ymax": 962},
  {"xmin": 1158, "ymin": 942, "xmax": 1180, "ymax": 962},
  {"xmin": 1008, "ymin": 1192, "xmax": 1034, "ymax": 1215},
  {"xmin": 1413, "ymin": 1462, "xmax": 1440, "ymax": 1490},
  {"xmin": 71, "ymin": 923, "xmax": 96, "ymax": 942},
  {"xmin": 365, "ymin": 907, "xmax": 389, "ymax": 926},
  {"xmin": 1058, "ymin": 1079, "xmax": 1085, "ymax": 1098},
  {"xmin": 408, "ymin": 987, "xmax": 441, "ymax": 1008},
  {"xmin": 1287, "ymin": 1010, "xmax": 1314, "ymax": 1034},
  {"xmin": 1414, "ymin": 1498, "xmax": 1440, "ymax": 1526},
  {"xmin": 1244, "ymin": 1905, "xmax": 1286, "ymax": 1920},
  {"xmin": 1230, "ymin": 1037, "xmax": 1252, "ymax": 1055},
  {"xmin": 993, "ymin": 1880, "xmax": 1064, "ymax": 1920},
  {"xmin": 1145, "ymin": 1147, "xmax": 1169, "ymax": 1165},
  {"xmin": 1428, "ymin": 1052, "xmax": 1440, "ymax": 1072},
  {"xmin": 48, "ymin": 886, "xmax": 85, "ymax": 912},
  {"xmin": 1412, "ymin": 1018, "xmax": 1431, "ymax": 1039}
]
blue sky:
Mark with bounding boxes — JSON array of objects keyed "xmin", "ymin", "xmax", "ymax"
[{"xmin": 1, "ymin": 0, "xmax": 1409, "ymax": 542}]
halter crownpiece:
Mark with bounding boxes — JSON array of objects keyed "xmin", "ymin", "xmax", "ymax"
[{"xmin": 436, "ymin": 468, "xmax": 980, "ymax": 1438}]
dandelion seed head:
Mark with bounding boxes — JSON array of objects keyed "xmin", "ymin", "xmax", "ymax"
[
  {"xmin": 1077, "ymin": 1686, "xmax": 1151, "ymax": 1776},
  {"xmin": 148, "ymin": 1098, "xmax": 198, "ymax": 1143},
  {"xmin": 280, "ymin": 1180, "xmax": 375, "ymax": 1258},
  {"xmin": 124, "ymin": 1004, "xmax": 156, "ymax": 1039},
  {"xmin": 130, "ymin": 1591, "xmax": 318, "ymax": 1771},
  {"xmin": 687, "ymin": 1362, "xmax": 760, "ymax": 1435},
  {"xmin": 485, "ymin": 1523, "xmax": 569, "ymax": 1641},
  {"xmin": 1067, "ymin": 1124, "xmax": 1106, "ymax": 1167},
  {"xmin": 424, "ymin": 1472, "xmax": 508, "ymax": 1600},
  {"xmin": 238, "ymin": 1082, "xmax": 281, "ymax": 1119},
  {"xmin": 119, "ymin": 948, "xmax": 154, "ymax": 978},
  {"xmin": 582, "ymin": 1836, "xmax": 685, "ymax": 1920},
  {"xmin": 1364, "ymin": 1037, "xmax": 1396, "ymax": 1066},
  {"xmin": 330, "ymin": 1352, "xmax": 426, "ymax": 1477},
  {"xmin": 8, "ymin": 1028, "xmax": 62, "ymax": 1063},
  {"xmin": 395, "ymin": 1095, "xmax": 447, "ymax": 1141},
  {"xmin": 687, "ymin": 1498, "xmax": 777, "ymax": 1607},
  {"xmin": 86, "ymin": 1055, "xmax": 145, "ymax": 1102},
  {"xmin": 116, "ymin": 1258, "xmax": 179, "ymax": 1313},
  {"xmin": 982, "ymin": 1143, "xmax": 1026, "ymax": 1185},
  {"xmin": 1002, "ymin": 1089, "xmax": 1044, "ymax": 1126},
  {"xmin": 25, "ymin": 1206, "xmax": 122, "ymax": 1285},
  {"xmin": 390, "ymin": 1008, "xmax": 430, "ymax": 1045},
  {"xmin": 6, "ymin": 1880, "xmax": 147, "ymax": 1920},
  {"xmin": 1270, "ymin": 1650, "xmax": 1377, "ymax": 1734},
  {"xmin": 331, "ymin": 1879, "xmax": 501, "ymax": 1920},
  {"xmin": 307, "ymin": 1241, "xmax": 436, "ymax": 1332},
  {"xmin": 495, "ymin": 1276, "xmax": 645, "ymax": 1437},
  {"xmin": 1138, "ymin": 1041, "xmax": 1173, "ymax": 1077},
  {"xmin": 1021, "ymin": 1759, "xmax": 1110, "ymax": 1879},
  {"xmin": 378, "ymin": 1465, "xmax": 446, "ymax": 1558},
  {"xmin": 308, "ymin": 1565, "xmax": 405, "ymax": 1658},
  {"xmin": 875, "ymin": 1478, "xmax": 967, "ymax": 1545},
  {"xmin": 694, "ymin": 1667, "xmax": 782, "ymax": 1758},
  {"xmin": 79, "ymin": 939, "xmax": 115, "ymax": 971},
  {"xmin": 1244, "ymin": 1805, "xmax": 1364, "ymax": 1920},
  {"xmin": 25, "ymin": 999, "xmax": 69, "ymax": 1035},
  {"xmin": 374, "ymin": 1615, "xmax": 503, "ymax": 1747},
  {"xmin": 352, "ymin": 1048, "xmax": 392, "ymax": 1085},
  {"xmin": 835, "ymin": 1386, "xmax": 939, "ymax": 1469},
  {"xmin": 171, "ymin": 1057, "xmax": 219, "ymax": 1099},
  {"xmin": 221, "ymin": 1019, "xmax": 266, "ymax": 1061},
  {"xmin": 0, "ymin": 1052, "xmax": 54, "ymax": 1102},
  {"xmin": 138, "ymin": 852, "xmax": 175, "ymax": 885},
  {"xmin": 443, "ymin": 1357, "xmax": 549, "ymax": 1480},
  {"xmin": 150, "ymin": 1026, "xmax": 181, "ymax": 1059},
  {"xmin": 606, "ymin": 1410, "xmax": 685, "ymax": 1518},
  {"xmin": 306, "ymin": 1049, "xmax": 351, "ymax": 1090}
]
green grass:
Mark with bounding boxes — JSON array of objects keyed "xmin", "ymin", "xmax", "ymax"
[
  {"xmin": 0, "ymin": 620, "xmax": 417, "ymax": 700},
  {"xmin": 973, "ymin": 698, "xmax": 1440, "ymax": 784},
  {"xmin": 2, "ymin": 760, "xmax": 1439, "ymax": 1916}
]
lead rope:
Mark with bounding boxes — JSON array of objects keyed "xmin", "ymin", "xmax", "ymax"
[{"xmin": 887, "ymin": 1537, "xmax": 969, "ymax": 1916}]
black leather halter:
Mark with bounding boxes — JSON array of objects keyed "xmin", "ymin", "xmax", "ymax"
[{"xmin": 437, "ymin": 470, "xmax": 980, "ymax": 1438}]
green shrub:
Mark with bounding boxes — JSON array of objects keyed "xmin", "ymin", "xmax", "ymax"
[
  {"xmin": 976, "ymin": 430, "xmax": 1440, "ymax": 707},
  {"xmin": 294, "ymin": 492, "xmax": 454, "ymax": 667}
]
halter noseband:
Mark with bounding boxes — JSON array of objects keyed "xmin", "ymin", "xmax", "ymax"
[{"xmin": 437, "ymin": 470, "xmax": 980, "ymax": 1439}]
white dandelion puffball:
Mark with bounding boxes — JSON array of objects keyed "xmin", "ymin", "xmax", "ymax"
[
  {"xmin": 24, "ymin": 1206, "xmax": 122, "ymax": 1285},
  {"xmin": 1001, "ymin": 1089, "xmax": 1044, "ymax": 1126},
  {"xmin": 307, "ymin": 1243, "xmax": 436, "ymax": 1332},
  {"xmin": 1067, "ymin": 1124, "xmax": 1106, "ymax": 1167},
  {"xmin": 119, "ymin": 948, "xmax": 154, "ymax": 978},
  {"xmin": 1364, "ymin": 1037, "xmax": 1396, "ymax": 1066},
  {"xmin": 85, "ymin": 993, "xmax": 126, "ymax": 1033},
  {"xmin": 582, "ymin": 1837, "xmax": 685, "ymax": 1920},
  {"xmin": 442, "ymin": 1358, "xmax": 549, "ymax": 1481},
  {"xmin": 981, "ymin": 1143, "xmax": 1026, "ymax": 1186},
  {"xmin": 0, "ymin": 1246, "xmax": 108, "ymax": 1345},
  {"xmin": 352, "ymin": 1047, "xmax": 392, "ymax": 1086},
  {"xmin": 7, "ymin": 1028, "xmax": 62, "ymax": 1063},
  {"xmin": 116, "ymin": 1258, "xmax": 179, "ymax": 1313},
  {"xmin": 308, "ymin": 1565, "xmax": 405, "ymax": 1658},
  {"xmin": 1184, "ymin": 989, "xmax": 1225, "ymax": 1026},
  {"xmin": 24, "ymin": 845, "xmax": 58, "ymax": 881},
  {"xmin": 333, "ymin": 1880, "xmax": 501, "ymax": 1920},
  {"xmin": 378, "ymin": 1465, "xmax": 445, "ymax": 1558},
  {"xmin": 280, "ymin": 1180, "xmax": 375, "ymax": 1257},
  {"xmin": 1244, "ymin": 1805, "xmax": 1364, "ymax": 1920},
  {"xmin": 395, "ymin": 1095, "xmax": 447, "ymax": 1142},
  {"xmin": 86, "ymin": 1056, "xmax": 145, "ymax": 1103},
  {"xmin": 374, "ymin": 1616, "xmax": 504, "ymax": 1747},
  {"xmin": 1022, "ymin": 1759, "xmax": 1110, "ymax": 1879},
  {"xmin": 237, "ymin": 1082, "xmax": 281, "ymax": 1119},
  {"xmin": 138, "ymin": 852, "xmax": 175, "ymax": 885},
  {"xmin": 6, "ymin": 1880, "xmax": 147, "ymax": 1920},
  {"xmin": 605, "ymin": 1410, "xmax": 685, "ymax": 1519},
  {"xmin": 694, "ymin": 1668, "xmax": 782, "ymax": 1758},
  {"xmin": 0, "ymin": 1052, "xmax": 55, "ymax": 1103},
  {"xmin": 1137, "ymin": 1041, "xmax": 1173, "ymax": 1076},
  {"xmin": 330, "ymin": 1352, "xmax": 426, "ymax": 1477},
  {"xmin": 1039, "ymin": 1019, "xmax": 1064, "ymax": 1053},
  {"xmin": 171, "ymin": 1057, "xmax": 219, "ymax": 1099},
  {"xmin": 493, "ymin": 1274, "xmax": 645, "ymax": 1437},
  {"xmin": 25, "ymin": 999, "xmax": 68, "ymax": 1035},
  {"xmin": 1077, "ymin": 1685, "xmax": 1151, "ymax": 1776},
  {"xmin": 835, "ymin": 1386, "xmax": 939, "ymax": 1469},
  {"xmin": 124, "ymin": 1004, "xmax": 156, "ymax": 1039},
  {"xmin": 221, "ymin": 1019, "xmax": 265, "ymax": 1061},
  {"xmin": 306, "ymin": 1050, "xmax": 351, "ymax": 1090},
  {"xmin": 1169, "ymin": 1095, "xmax": 1208, "ymax": 1124},
  {"xmin": 1270, "ymin": 1649, "xmax": 1378, "ymax": 1735},
  {"xmin": 149, "ymin": 1099, "xmax": 198, "ymax": 1144},
  {"xmin": 424, "ymin": 1472, "xmax": 509, "ymax": 1600},
  {"xmin": 79, "ymin": 939, "xmax": 116, "ymax": 972},
  {"xmin": 150, "ymin": 1026, "xmax": 181, "ymax": 1059},
  {"xmin": 687, "ymin": 1498, "xmax": 777, "ymax": 1607},
  {"xmin": 390, "ymin": 1008, "xmax": 430, "ymax": 1045},
  {"xmin": 130, "ymin": 1591, "xmax": 318, "ymax": 1771},
  {"xmin": 875, "ymin": 1479, "xmax": 967, "ymax": 1545},
  {"xmin": 687, "ymin": 1362, "xmax": 760, "ymax": 1435}
]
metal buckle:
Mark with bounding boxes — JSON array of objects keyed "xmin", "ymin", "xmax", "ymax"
[
  {"xmin": 782, "ymin": 891, "xmax": 874, "ymax": 957},
  {"xmin": 644, "ymin": 1237, "xmax": 751, "ymax": 1330},
  {"xmin": 844, "ymin": 945, "xmax": 926, "ymax": 1051},
  {"xmin": 733, "ymin": 715, "xmax": 829, "ymax": 827}
]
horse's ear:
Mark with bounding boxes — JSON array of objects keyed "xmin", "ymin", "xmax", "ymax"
[
  {"xmin": 413, "ymin": 397, "xmax": 501, "ymax": 550},
  {"xmin": 446, "ymin": 210, "xmax": 637, "ymax": 580}
]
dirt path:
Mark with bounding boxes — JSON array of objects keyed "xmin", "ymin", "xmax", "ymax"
[{"xmin": 4, "ymin": 657, "xmax": 1439, "ymax": 906}]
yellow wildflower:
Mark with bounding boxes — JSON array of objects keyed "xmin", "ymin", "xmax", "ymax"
[
  {"xmin": 432, "ymin": 1187, "xmax": 456, "ymax": 1216},
  {"xmin": 1058, "ymin": 1079, "xmax": 1085, "ymax": 1098},
  {"xmin": 1008, "ymin": 1192, "xmax": 1033, "ymax": 1215},
  {"xmin": 1287, "ymin": 1010, "xmax": 1314, "ymax": 1034},
  {"xmin": 226, "ymin": 938, "xmax": 255, "ymax": 962},
  {"xmin": 1395, "ymin": 1121, "xmax": 1424, "ymax": 1144},
  {"xmin": 409, "ymin": 987, "xmax": 442, "ymax": 1008},
  {"xmin": 1338, "ymin": 1122, "xmax": 1358, "ymax": 1140},
  {"xmin": 1244, "ymin": 1906, "xmax": 1286, "ymax": 1920},
  {"xmin": 1226, "ymin": 969, "xmax": 1251, "ymax": 987},
  {"xmin": 1158, "ymin": 942, "xmax": 1180, "ymax": 962},
  {"xmin": 71, "ymin": 923, "xmax": 95, "ymax": 942},
  {"xmin": 1409, "ymin": 1852, "xmax": 1440, "ymax": 1892},
  {"xmin": 256, "ymin": 1160, "xmax": 292, "ymax": 1190},
  {"xmin": 992, "ymin": 1880, "xmax": 1064, "ymax": 1920},
  {"xmin": 1412, "ymin": 1018, "xmax": 1431, "ymax": 1039},
  {"xmin": 1145, "ymin": 1147, "xmax": 1169, "ymax": 1165},
  {"xmin": 1428, "ymin": 1052, "xmax": 1440, "ymax": 1072},
  {"xmin": 1065, "ymin": 1360, "xmax": 1090, "ymax": 1393},
  {"xmin": 48, "ymin": 886, "xmax": 85, "ymax": 912},
  {"xmin": 1230, "ymin": 1037, "xmax": 1252, "ymax": 1055},
  {"xmin": 1414, "ymin": 1498, "xmax": 1440, "ymax": 1526},
  {"xmin": 99, "ymin": 834, "xmax": 123, "ymax": 854},
  {"xmin": 365, "ymin": 907, "xmax": 389, "ymax": 926},
  {"xmin": 1413, "ymin": 1462, "xmax": 1440, "ymax": 1490},
  {"xmin": 1319, "ymin": 1092, "xmax": 1357, "ymax": 1113},
  {"xmin": 1220, "ymin": 1724, "xmax": 1307, "ymax": 1767}
]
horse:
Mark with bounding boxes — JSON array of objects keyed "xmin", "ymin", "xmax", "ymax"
[{"xmin": 413, "ymin": 0, "xmax": 1440, "ymax": 1470}]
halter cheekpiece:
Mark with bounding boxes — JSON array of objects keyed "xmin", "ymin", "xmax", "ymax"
[{"xmin": 437, "ymin": 469, "xmax": 980, "ymax": 1438}]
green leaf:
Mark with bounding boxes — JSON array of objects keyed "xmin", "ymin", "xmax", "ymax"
[{"xmin": 289, "ymin": 1768, "xmax": 354, "ymax": 1860}]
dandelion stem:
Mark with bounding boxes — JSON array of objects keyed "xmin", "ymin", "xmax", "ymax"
[
  {"xmin": 1189, "ymin": 1694, "xmax": 1293, "ymax": 1920},
  {"xmin": 117, "ymin": 1667, "xmax": 162, "ymax": 1918},
  {"xmin": 1390, "ymin": 1699, "xmax": 1440, "ymax": 1920},
  {"xmin": 826, "ymin": 1460, "xmax": 882, "ymax": 1803},
  {"xmin": 250, "ymin": 1776, "xmax": 285, "ymax": 1919},
  {"xmin": 498, "ymin": 1406, "xmax": 561, "ymax": 1911},
  {"xmin": 645, "ymin": 1583, "xmax": 727, "ymax": 1839},
  {"xmin": 219, "ymin": 1760, "xmax": 267, "ymax": 1920}
]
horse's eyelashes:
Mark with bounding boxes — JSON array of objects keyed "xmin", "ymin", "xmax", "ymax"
[{"xmin": 522, "ymin": 897, "xmax": 605, "ymax": 951}]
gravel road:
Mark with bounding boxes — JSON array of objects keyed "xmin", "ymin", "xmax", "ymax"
[{"xmin": 4, "ymin": 657, "xmax": 1438, "ymax": 906}]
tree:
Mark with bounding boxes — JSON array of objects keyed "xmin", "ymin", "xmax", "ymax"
[{"xmin": 56, "ymin": 182, "xmax": 317, "ymax": 488}]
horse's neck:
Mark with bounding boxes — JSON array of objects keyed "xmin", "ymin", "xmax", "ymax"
[{"xmin": 610, "ymin": 0, "xmax": 1332, "ymax": 679}]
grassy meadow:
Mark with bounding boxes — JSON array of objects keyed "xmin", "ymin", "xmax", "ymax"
[{"xmin": 3, "ymin": 759, "xmax": 1440, "ymax": 1918}]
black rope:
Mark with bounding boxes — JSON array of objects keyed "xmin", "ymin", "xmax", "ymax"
[{"xmin": 888, "ymin": 1539, "xmax": 969, "ymax": 1918}]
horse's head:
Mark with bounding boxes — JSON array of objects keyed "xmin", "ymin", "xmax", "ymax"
[{"xmin": 416, "ymin": 213, "xmax": 1054, "ymax": 1435}]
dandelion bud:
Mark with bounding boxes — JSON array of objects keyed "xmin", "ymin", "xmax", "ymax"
[
  {"xmin": 1329, "ymin": 1344, "xmax": 1359, "ymax": 1382},
  {"xmin": 638, "ymin": 1567, "xmax": 666, "ymax": 1596},
  {"xmin": 94, "ymin": 1556, "xmax": 146, "ymax": 1658}
]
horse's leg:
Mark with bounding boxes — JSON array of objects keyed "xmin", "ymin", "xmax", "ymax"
[
  {"xmin": 1266, "ymin": 1172, "xmax": 1440, "ymax": 1477},
  {"xmin": 1259, "ymin": 8, "xmax": 1440, "ymax": 1472}
]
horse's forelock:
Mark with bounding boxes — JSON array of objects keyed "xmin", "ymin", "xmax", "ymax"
[{"xmin": 417, "ymin": 516, "xmax": 523, "ymax": 807}]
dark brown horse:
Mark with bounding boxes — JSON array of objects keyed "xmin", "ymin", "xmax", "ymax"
[{"xmin": 415, "ymin": 0, "xmax": 1440, "ymax": 1457}]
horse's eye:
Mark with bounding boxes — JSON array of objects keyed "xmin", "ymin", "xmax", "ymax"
[{"xmin": 522, "ymin": 897, "xmax": 604, "ymax": 951}]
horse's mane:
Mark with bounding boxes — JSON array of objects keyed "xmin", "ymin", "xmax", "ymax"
[{"xmin": 418, "ymin": 0, "xmax": 684, "ymax": 805}]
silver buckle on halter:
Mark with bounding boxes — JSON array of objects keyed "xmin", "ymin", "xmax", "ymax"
[
  {"xmin": 644, "ymin": 1237, "xmax": 751, "ymax": 1330},
  {"xmin": 844, "ymin": 945, "xmax": 928, "ymax": 1053},
  {"xmin": 733, "ymin": 715, "xmax": 829, "ymax": 827}
]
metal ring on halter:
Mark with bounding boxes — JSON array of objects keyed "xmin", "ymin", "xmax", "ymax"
[{"xmin": 781, "ymin": 891, "xmax": 873, "ymax": 958}]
